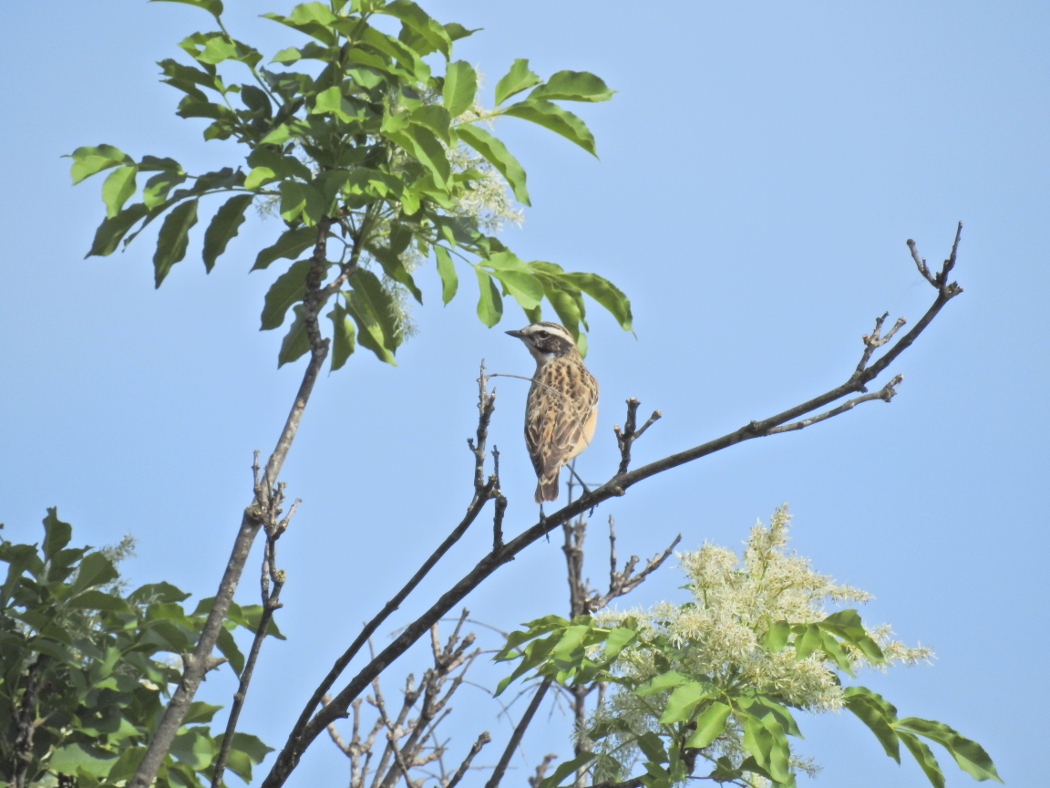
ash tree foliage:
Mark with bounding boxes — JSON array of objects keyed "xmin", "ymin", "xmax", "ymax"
[
  {"xmin": 0, "ymin": 512, "xmax": 274, "ymax": 788},
  {"xmin": 497, "ymin": 509, "xmax": 1000, "ymax": 788},
  {"xmin": 68, "ymin": 0, "xmax": 632, "ymax": 368}
]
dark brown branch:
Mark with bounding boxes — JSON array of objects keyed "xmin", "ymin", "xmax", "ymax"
[
  {"xmin": 485, "ymin": 677, "xmax": 554, "ymax": 788},
  {"xmin": 446, "ymin": 733, "xmax": 492, "ymax": 788},
  {"xmin": 261, "ymin": 230, "xmax": 966, "ymax": 788},
  {"xmin": 614, "ymin": 399, "xmax": 662, "ymax": 475}
]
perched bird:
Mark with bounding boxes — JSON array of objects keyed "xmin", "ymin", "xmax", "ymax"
[{"xmin": 506, "ymin": 322, "xmax": 599, "ymax": 503}]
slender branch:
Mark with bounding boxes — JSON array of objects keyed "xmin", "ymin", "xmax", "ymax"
[
  {"xmin": 261, "ymin": 230, "xmax": 966, "ymax": 788},
  {"xmin": 212, "ymin": 488, "xmax": 298, "ymax": 787},
  {"xmin": 446, "ymin": 733, "xmax": 491, "ymax": 788},
  {"xmin": 614, "ymin": 400, "xmax": 662, "ymax": 475},
  {"xmin": 280, "ymin": 369, "xmax": 501, "ymax": 772},
  {"xmin": 485, "ymin": 678, "xmax": 554, "ymax": 788}
]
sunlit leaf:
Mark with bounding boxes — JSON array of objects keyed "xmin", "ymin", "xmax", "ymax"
[
  {"xmin": 153, "ymin": 198, "xmax": 199, "ymax": 287},
  {"xmin": 202, "ymin": 193, "xmax": 253, "ymax": 271},
  {"xmin": 443, "ymin": 60, "xmax": 476, "ymax": 116},
  {"xmin": 529, "ymin": 70, "xmax": 614, "ymax": 102},
  {"xmin": 475, "ymin": 269, "xmax": 502, "ymax": 327},
  {"xmin": 455, "ymin": 123, "xmax": 529, "ymax": 204},
  {"xmin": 495, "ymin": 58, "xmax": 540, "ymax": 106}
]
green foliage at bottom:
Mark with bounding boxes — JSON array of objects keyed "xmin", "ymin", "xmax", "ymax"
[{"xmin": 0, "ymin": 510, "xmax": 273, "ymax": 787}]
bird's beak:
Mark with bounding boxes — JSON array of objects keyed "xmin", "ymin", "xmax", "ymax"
[{"xmin": 505, "ymin": 329, "xmax": 524, "ymax": 339}]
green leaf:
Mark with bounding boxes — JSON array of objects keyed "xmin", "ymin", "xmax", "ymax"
[
  {"xmin": 686, "ymin": 701, "xmax": 733, "ymax": 748},
  {"xmin": 381, "ymin": 0, "xmax": 452, "ymax": 58},
  {"xmin": 278, "ymin": 304, "xmax": 310, "ymax": 367},
  {"xmin": 529, "ymin": 70, "xmax": 614, "ymax": 102},
  {"xmin": 602, "ymin": 625, "xmax": 636, "ymax": 662},
  {"xmin": 898, "ymin": 730, "xmax": 946, "ymax": 788},
  {"xmin": 48, "ymin": 742, "xmax": 118, "ymax": 779},
  {"xmin": 475, "ymin": 269, "xmax": 502, "ymax": 327},
  {"xmin": 312, "ymin": 85, "xmax": 364, "ymax": 123},
  {"xmin": 383, "ymin": 123, "xmax": 451, "ymax": 190},
  {"xmin": 70, "ymin": 552, "xmax": 119, "ymax": 594},
  {"xmin": 220, "ymin": 732, "xmax": 273, "ymax": 782},
  {"xmin": 495, "ymin": 58, "xmax": 541, "ymax": 106},
  {"xmin": 279, "ymin": 180, "xmax": 325, "ymax": 225},
  {"xmin": 561, "ymin": 271, "xmax": 633, "ymax": 330},
  {"xmin": 659, "ymin": 682, "xmax": 709, "ymax": 724},
  {"xmin": 153, "ymin": 0, "xmax": 224, "ymax": 19},
  {"xmin": 443, "ymin": 60, "xmax": 477, "ymax": 116},
  {"xmin": 897, "ymin": 718, "xmax": 1001, "ymax": 782},
  {"xmin": 435, "ymin": 245, "xmax": 458, "ymax": 304},
  {"xmin": 68, "ymin": 144, "xmax": 129, "ymax": 184},
  {"xmin": 328, "ymin": 301, "xmax": 356, "ymax": 370},
  {"xmin": 153, "ymin": 199, "xmax": 199, "ymax": 287},
  {"xmin": 101, "ymin": 165, "xmax": 138, "ymax": 218},
  {"xmin": 170, "ymin": 727, "xmax": 216, "ymax": 770},
  {"xmin": 86, "ymin": 203, "xmax": 149, "ymax": 257},
  {"xmin": 142, "ymin": 170, "xmax": 187, "ymax": 210},
  {"xmin": 635, "ymin": 670, "xmax": 692, "ymax": 697},
  {"xmin": 216, "ymin": 625, "xmax": 244, "ymax": 675},
  {"xmin": 261, "ymin": 259, "xmax": 312, "ymax": 330},
  {"xmin": 494, "ymin": 269, "xmax": 543, "ymax": 311},
  {"xmin": 410, "ymin": 105, "xmax": 452, "ymax": 146},
  {"xmin": 202, "ymin": 193, "xmax": 253, "ymax": 271},
  {"xmin": 42, "ymin": 508, "xmax": 73, "ymax": 559},
  {"xmin": 844, "ymin": 686, "xmax": 901, "ymax": 762},
  {"xmin": 346, "ymin": 269, "xmax": 400, "ymax": 365},
  {"xmin": 795, "ymin": 623, "xmax": 821, "ymax": 660},
  {"xmin": 763, "ymin": 620, "xmax": 791, "ymax": 651},
  {"xmin": 253, "ymin": 226, "xmax": 318, "ymax": 271},
  {"xmin": 502, "ymin": 99, "xmax": 597, "ymax": 156},
  {"xmin": 455, "ymin": 123, "xmax": 529, "ymax": 205}
]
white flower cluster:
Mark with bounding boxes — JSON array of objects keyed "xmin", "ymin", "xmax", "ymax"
[{"xmin": 590, "ymin": 506, "xmax": 932, "ymax": 783}]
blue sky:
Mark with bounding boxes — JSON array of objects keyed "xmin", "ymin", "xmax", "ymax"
[{"xmin": 1, "ymin": 2, "xmax": 1047, "ymax": 786}]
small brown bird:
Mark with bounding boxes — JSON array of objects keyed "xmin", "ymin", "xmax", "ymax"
[{"xmin": 506, "ymin": 322, "xmax": 599, "ymax": 503}]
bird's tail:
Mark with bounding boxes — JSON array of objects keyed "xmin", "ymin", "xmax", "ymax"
[{"xmin": 535, "ymin": 472, "xmax": 560, "ymax": 503}]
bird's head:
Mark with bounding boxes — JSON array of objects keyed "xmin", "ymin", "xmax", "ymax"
[{"xmin": 506, "ymin": 322, "xmax": 580, "ymax": 364}]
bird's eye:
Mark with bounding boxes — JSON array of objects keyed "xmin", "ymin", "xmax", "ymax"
[{"xmin": 536, "ymin": 330, "xmax": 549, "ymax": 339}]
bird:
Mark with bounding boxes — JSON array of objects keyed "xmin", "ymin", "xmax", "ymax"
[{"xmin": 505, "ymin": 322, "xmax": 599, "ymax": 503}]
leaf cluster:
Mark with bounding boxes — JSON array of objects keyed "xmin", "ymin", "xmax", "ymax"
[
  {"xmin": 68, "ymin": 0, "xmax": 631, "ymax": 369},
  {"xmin": 0, "ymin": 511, "xmax": 276, "ymax": 787}
]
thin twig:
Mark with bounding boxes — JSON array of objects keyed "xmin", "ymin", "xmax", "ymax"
[
  {"xmin": 614, "ymin": 399, "xmax": 662, "ymax": 475},
  {"xmin": 485, "ymin": 678, "xmax": 554, "ymax": 788},
  {"xmin": 446, "ymin": 733, "xmax": 491, "ymax": 788}
]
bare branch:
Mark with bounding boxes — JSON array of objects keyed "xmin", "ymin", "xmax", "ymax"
[
  {"xmin": 446, "ymin": 733, "xmax": 491, "ymax": 788},
  {"xmin": 613, "ymin": 399, "xmax": 662, "ymax": 475},
  {"xmin": 485, "ymin": 678, "xmax": 554, "ymax": 788},
  {"xmin": 527, "ymin": 754, "xmax": 559, "ymax": 788},
  {"xmin": 769, "ymin": 375, "xmax": 903, "ymax": 434}
]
